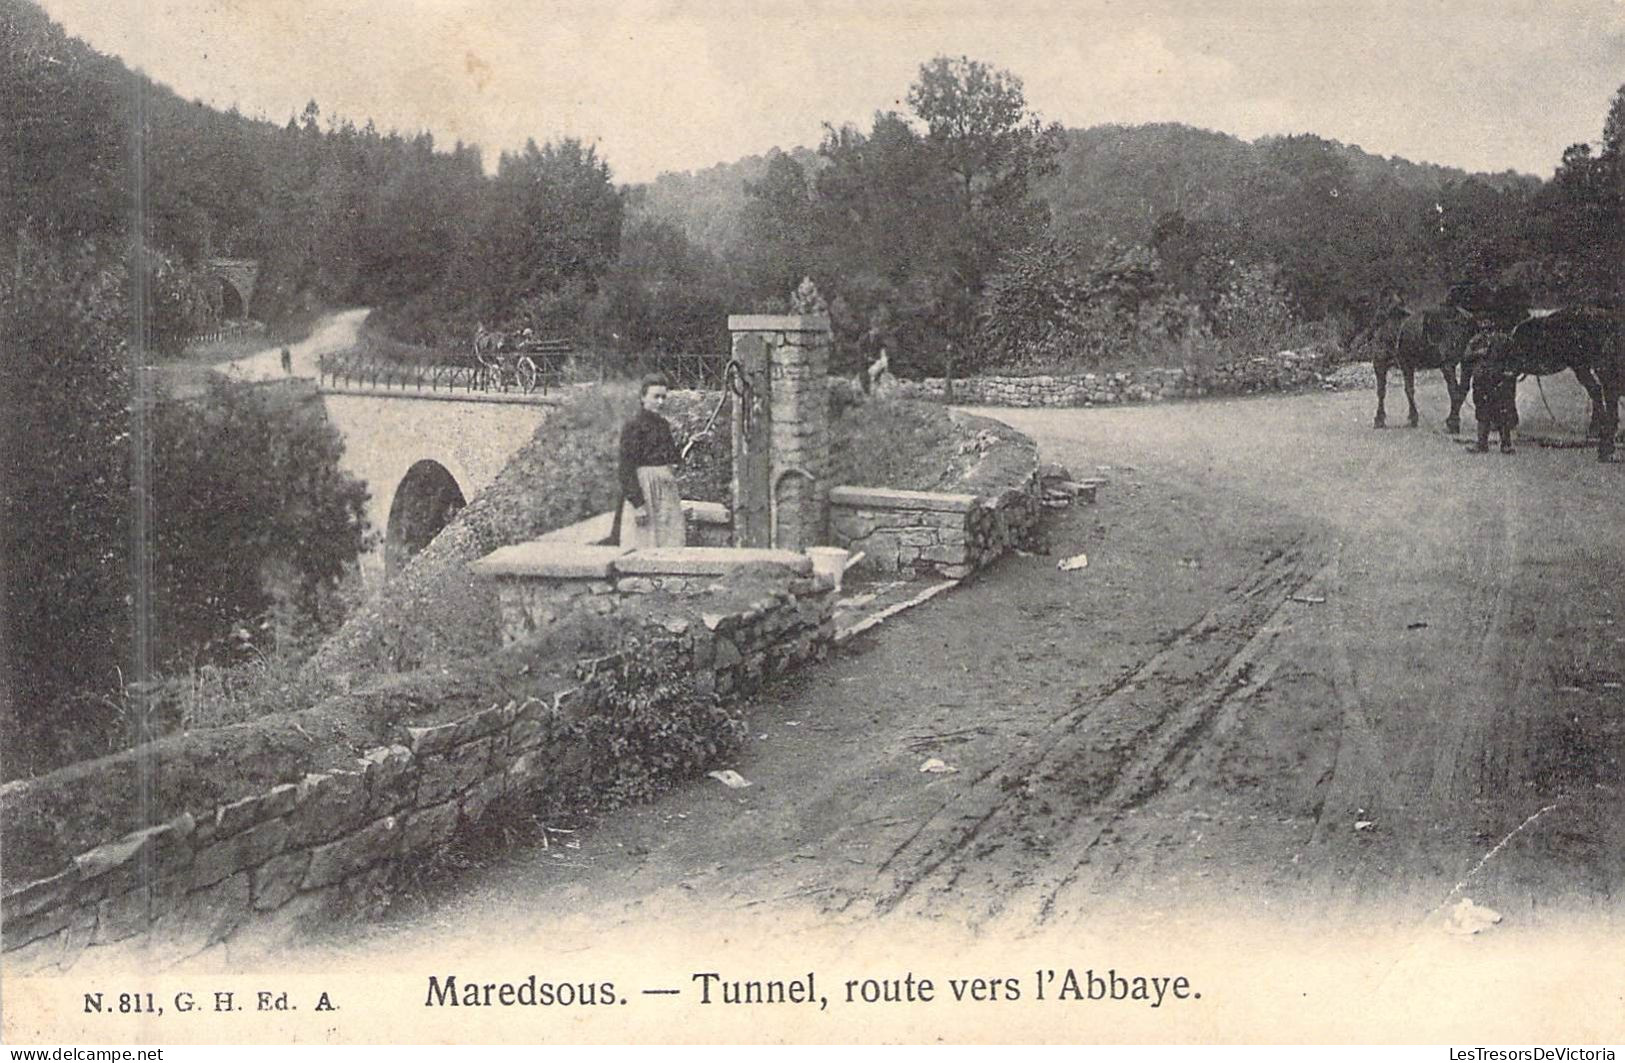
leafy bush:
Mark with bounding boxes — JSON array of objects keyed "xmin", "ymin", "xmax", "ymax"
[
  {"xmin": 554, "ymin": 637, "xmax": 747, "ymax": 811},
  {"xmin": 977, "ymin": 239, "xmax": 1212, "ymax": 369},
  {"xmin": 1209, "ymin": 262, "xmax": 1329, "ymax": 361},
  {"xmin": 1, "ymin": 288, "xmax": 369, "ymax": 777},
  {"xmin": 151, "ymin": 376, "xmax": 371, "ymax": 669}
]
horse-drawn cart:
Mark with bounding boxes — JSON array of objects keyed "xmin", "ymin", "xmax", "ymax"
[{"xmin": 471, "ymin": 325, "xmax": 573, "ymax": 394}]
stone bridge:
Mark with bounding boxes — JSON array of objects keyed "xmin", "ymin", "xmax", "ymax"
[{"xmin": 318, "ymin": 387, "xmax": 557, "ymax": 580}]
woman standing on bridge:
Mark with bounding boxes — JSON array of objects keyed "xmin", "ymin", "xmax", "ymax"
[{"xmin": 616, "ymin": 375, "xmax": 691, "ymax": 547}]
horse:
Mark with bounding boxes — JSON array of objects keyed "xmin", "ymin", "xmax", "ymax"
[
  {"xmin": 1372, "ymin": 305, "xmax": 1479, "ymax": 433},
  {"xmin": 472, "ymin": 322, "xmax": 509, "ymax": 388},
  {"xmin": 1463, "ymin": 307, "xmax": 1625, "ymax": 462},
  {"xmin": 473, "ymin": 322, "xmax": 508, "ymax": 360}
]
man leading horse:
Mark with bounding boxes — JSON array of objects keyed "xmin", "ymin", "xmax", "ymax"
[{"xmin": 1369, "ymin": 282, "xmax": 1529, "ymax": 434}]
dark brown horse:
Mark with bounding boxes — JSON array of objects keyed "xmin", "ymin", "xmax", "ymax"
[
  {"xmin": 1464, "ymin": 307, "xmax": 1625, "ymax": 462},
  {"xmin": 1372, "ymin": 306, "xmax": 1478, "ymax": 433}
]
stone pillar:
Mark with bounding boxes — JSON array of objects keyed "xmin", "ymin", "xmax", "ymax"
[{"xmin": 726, "ymin": 315, "xmax": 831, "ymax": 551}]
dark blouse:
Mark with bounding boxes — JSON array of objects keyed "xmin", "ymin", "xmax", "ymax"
[
  {"xmin": 618, "ymin": 409, "xmax": 682, "ymax": 507},
  {"xmin": 1472, "ymin": 367, "xmax": 1519, "ymax": 427}
]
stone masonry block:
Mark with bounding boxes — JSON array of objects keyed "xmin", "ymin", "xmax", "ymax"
[
  {"xmin": 508, "ymin": 716, "xmax": 546, "ymax": 753},
  {"xmin": 95, "ymin": 886, "xmax": 153, "ymax": 945},
  {"xmin": 71, "ymin": 813, "xmax": 196, "ymax": 883},
  {"xmin": 215, "ymin": 784, "xmax": 299, "ymax": 838},
  {"xmin": 147, "ymin": 872, "xmax": 252, "ymax": 965},
  {"xmin": 617, "ymin": 547, "xmax": 812, "ymax": 577},
  {"xmin": 828, "ymin": 486, "xmax": 975, "ymax": 513},
  {"xmin": 2, "ymin": 900, "xmax": 75, "ymax": 952},
  {"xmin": 461, "ymin": 774, "xmax": 507, "ymax": 824},
  {"xmin": 897, "ymin": 529, "xmax": 941, "ymax": 548},
  {"xmin": 361, "ymin": 744, "xmax": 418, "ymax": 814},
  {"xmin": 191, "ymin": 816, "xmax": 290, "ymax": 888},
  {"xmin": 51, "ymin": 906, "xmax": 99, "ymax": 973},
  {"xmin": 417, "ymin": 738, "xmax": 494, "ymax": 805},
  {"xmin": 402, "ymin": 720, "xmax": 462, "ymax": 757},
  {"xmin": 401, "ymin": 801, "xmax": 461, "ymax": 854},
  {"xmin": 506, "ymin": 750, "xmax": 547, "ymax": 790},
  {"xmin": 2, "ymin": 869, "xmax": 77, "ymax": 924},
  {"xmin": 252, "ymin": 851, "xmax": 311, "ymax": 911},
  {"xmin": 712, "ymin": 637, "xmax": 743, "ymax": 670},
  {"xmin": 288, "ymin": 770, "xmax": 369, "ymax": 847},
  {"xmin": 451, "ymin": 701, "xmax": 514, "ymax": 746},
  {"xmin": 469, "ymin": 542, "xmax": 628, "ymax": 579},
  {"xmin": 302, "ymin": 816, "xmax": 402, "ymax": 890}
]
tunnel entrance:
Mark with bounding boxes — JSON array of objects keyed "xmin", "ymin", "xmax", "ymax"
[
  {"xmin": 218, "ymin": 277, "xmax": 245, "ymax": 319},
  {"xmin": 385, "ymin": 460, "xmax": 466, "ymax": 577}
]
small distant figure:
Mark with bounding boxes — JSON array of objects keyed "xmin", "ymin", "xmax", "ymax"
[
  {"xmin": 867, "ymin": 346, "xmax": 890, "ymax": 387},
  {"xmin": 1469, "ymin": 336, "xmax": 1519, "ymax": 454},
  {"xmin": 280, "ymin": 346, "xmax": 292, "ymax": 375}
]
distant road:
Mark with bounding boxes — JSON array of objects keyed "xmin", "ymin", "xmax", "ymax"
[{"xmin": 219, "ymin": 307, "xmax": 370, "ymax": 381}]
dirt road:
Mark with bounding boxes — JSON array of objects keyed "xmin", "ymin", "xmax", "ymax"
[
  {"xmin": 220, "ymin": 308, "xmax": 369, "ymax": 381},
  {"xmin": 278, "ymin": 374, "xmax": 1625, "ymax": 1041}
]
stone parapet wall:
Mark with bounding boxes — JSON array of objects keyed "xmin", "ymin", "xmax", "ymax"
[
  {"xmin": 892, "ymin": 349, "xmax": 1332, "ymax": 408},
  {"xmin": 531, "ymin": 500, "xmax": 733, "ymax": 549},
  {"xmin": 827, "ymin": 410, "xmax": 1043, "ymax": 580},
  {"xmin": 2, "ymin": 586, "xmax": 834, "ymax": 974},
  {"xmin": 830, "ymin": 488, "xmax": 975, "ymax": 577},
  {"xmin": 471, "ymin": 544, "xmax": 815, "ymax": 646},
  {"xmin": 828, "ymin": 481, "xmax": 1040, "ymax": 580}
]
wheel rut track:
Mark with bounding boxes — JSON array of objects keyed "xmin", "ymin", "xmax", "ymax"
[
  {"xmin": 847, "ymin": 538, "xmax": 1329, "ymax": 925},
  {"xmin": 1297, "ymin": 507, "xmax": 1550, "ymax": 908}
]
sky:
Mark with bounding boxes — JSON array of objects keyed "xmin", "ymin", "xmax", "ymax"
[{"xmin": 33, "ymin": 0, "xmax": 1625, "ymax": 184}]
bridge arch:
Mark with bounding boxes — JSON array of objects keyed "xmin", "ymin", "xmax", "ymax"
[
  {"xmin": 318, "ymin": 390, "xmax": 555, "ymax": 584},
  {"xmin": 384, "ymin": 459, "xmax": 468, "ymax": 577}
]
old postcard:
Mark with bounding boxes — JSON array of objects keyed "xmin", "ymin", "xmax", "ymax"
[{"xmin": 4, "ymin": 0, "xmax": 1624, "ymax": 1047}]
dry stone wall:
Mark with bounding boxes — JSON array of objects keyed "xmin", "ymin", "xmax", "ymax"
[
  {"xmin": 1, "ymin": 585, "xmax": 834, "ymax": 974},
  {"xmin": 893, "ymin": 349, "xmax": 1334, "ymax": 407}
]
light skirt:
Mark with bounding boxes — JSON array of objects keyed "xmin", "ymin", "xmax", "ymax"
[{"xmin": 621, "ymin": 465, "xmax": 686, "ymax": 548}]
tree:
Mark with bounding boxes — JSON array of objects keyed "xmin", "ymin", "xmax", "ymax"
[
  {"xmin": 739, "ymin": 58, "xmax": 1062, "ymax": 378},
  {"xmin": 1, "ymin": 236, "xmax": 134, "ymax": 746},
  {"xmin": 1601, "ymin": 83, "xmax": 1625, "ymax": 306},
  {"xmin": 0, "ymin": 4, "xmax": 130, "ymax": 247},
  {"xmin": 908, "ymin": 55, "xmax": 1062, "ymax": 219},
  {"xmin": 479, "ymin": 138, "xmax": 624, "ymax": 315},
  {"xmin": 739, "ymin": 151, "xmax": 816, "ymax": 298},
  {"xmin": 805, "ymin": 112, "xmax": 962, "ymax": 373},
  {"xmin": 150, "ymin": 377, "xmax": 371, "ymax": 666},
  {"xmin": 595, "ymin": 217, "xmax": 736, "ymax": 360},
  {"xmin": 1535, "ymin": 143, "xmax": 1619, "ymax": 303},
  {"xmin": 906, "ymin": 56, "xmax": 1064, "ymax": 371}
]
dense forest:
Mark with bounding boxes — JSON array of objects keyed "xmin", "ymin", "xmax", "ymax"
[
  {"xmin": 639, "ymin": 109, "xmax": 1620, "ymax": 376},
  {"xmin": 4, "ymin": 0, "xmax": 1618, "ymax": 368},
  {"xmin": 2, "ymin": 0, "xmax": 1621, "ymax": 774}
]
